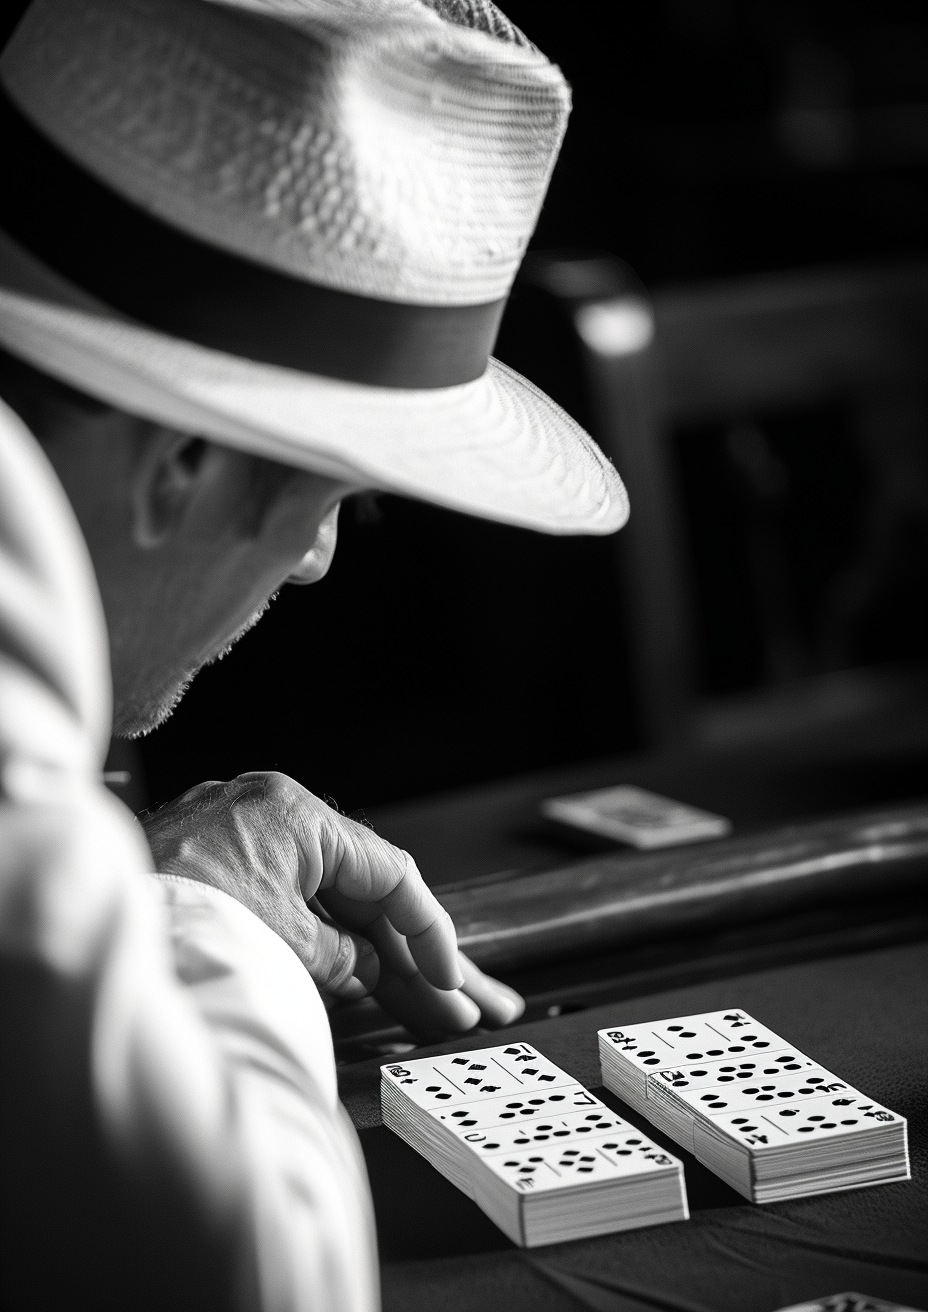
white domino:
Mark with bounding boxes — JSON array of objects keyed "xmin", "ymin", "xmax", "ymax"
[
  {"xmin": 483, "ymin": 1136, "xmax": 678, "ymax": 1191},
  {"xmin": 444, "ymin": 1104, "xmax": 633, "ymax": 1154},
  {"xmin": 382, "ymin": 1042, "xmax": 689, "ymax": 1247},
  {"xmin": 598, "ymin": 1010, "xmax": 910, "ymax": 1204},
  {"xmin": 430, "ymin": 1045, "xmax": 575, "ymax": 1092},
  {"xmin": 599, "ymin": 1010, "xmax": 791, "ymax": 1103},
  {"xmin": 649, "ymin": 1049, "xmax": 818, "ymax": 1095},
  {"xmin": 425, "ymin": 1083, "xmax": 604, "ymax": 1134}
]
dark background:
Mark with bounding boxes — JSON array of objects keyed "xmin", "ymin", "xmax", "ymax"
[{"xmin": 84, "ymin": 1, "xmax": 925, "ymax": 812}]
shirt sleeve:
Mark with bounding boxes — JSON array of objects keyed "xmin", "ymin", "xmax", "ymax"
[
  {"xmin": 0, "ymin": 793, "xmax": 379, "ymax": 1312},
  {"xmin": 0, "ymin": 397, "xmax": 379, "ymax": 1312},
  {"xmin": 153, "ymin": 873, "xmax": 380, "ymax": 1312}
]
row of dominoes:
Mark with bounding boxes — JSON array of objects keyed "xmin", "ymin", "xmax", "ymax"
[
  {"xmin": 381, "ymin": 1009, "xmax": 909, "ymax": 1246},
  {"xmin": 598, "ymin": 1010, "xmax": 909, "ymax": 1204},
  {"xmin": 381, "ymin": 1041, "xmax": 688, "ymax": 1247}
]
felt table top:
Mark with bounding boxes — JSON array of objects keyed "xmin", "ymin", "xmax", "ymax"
[{"xmin": 339, "ymin": 939, "xmax": 928, "ymax": 1312}]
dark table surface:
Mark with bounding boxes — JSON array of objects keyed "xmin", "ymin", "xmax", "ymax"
[
  {"xmin": 343, "ymin": 684, "xmax": 928, "ymax": 1308},
  {"xmin": 341, "ymin": 939, "xmax": 928, "ymax": 1312}
]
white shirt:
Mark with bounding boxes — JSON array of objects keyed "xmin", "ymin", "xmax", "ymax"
[{"xmin": 0, "ymin": 399, "xmax": 379, "ymax": 1310}]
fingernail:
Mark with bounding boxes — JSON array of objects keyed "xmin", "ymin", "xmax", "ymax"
[
  {"xmin": 492, "ymin": 984, "xmax": 525, "ymax": 1025},
  {"xmin": 498, "ymin": 993, "xmax": 525, "ymax": 1024},
  {"xmin": 455, "ymin": 992, "xmax": 482, "ymax": 1030}
]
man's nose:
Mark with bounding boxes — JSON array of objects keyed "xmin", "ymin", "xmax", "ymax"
[
  {"xmin": 285, "ymin": 504, "xmax": 341, "ymax": 585},
  {"xmin": 286, "ymin": 550, "xmax": 325, "ymax": 584}
]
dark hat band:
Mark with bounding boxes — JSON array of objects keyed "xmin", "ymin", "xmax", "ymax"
[{"xmin": 0, "ymin": 88, "xmax": 507, "ymax": 390}]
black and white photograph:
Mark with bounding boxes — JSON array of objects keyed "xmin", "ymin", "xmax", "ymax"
[{"xmin": 1, "ymin": 2, "xmax": 926, "ymax": 1309}]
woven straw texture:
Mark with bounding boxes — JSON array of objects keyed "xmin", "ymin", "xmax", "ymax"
[
  {"xmin": 0, "ymin": 230, "xmax": 627, "ymax": 534},
  {"xmin": 0, "ymin": 0, "xmax": 628, "ymax": 534},
  {"xmin": 3, "ymin": 0, "xmax": 569, "ymax": 305}
]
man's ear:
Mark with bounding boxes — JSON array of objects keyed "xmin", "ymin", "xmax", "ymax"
[{"xmin": 130, "ymin": 430, "xmax": 213, "ymax": 548}]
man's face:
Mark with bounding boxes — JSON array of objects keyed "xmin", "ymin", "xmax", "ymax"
[
  {"xmin": 111, "ymin": 490, "xmax": 345, "ymax": 738},
  {"xmin": 39, "ymin": 403, "xmax": 358, "ymax": 737}
]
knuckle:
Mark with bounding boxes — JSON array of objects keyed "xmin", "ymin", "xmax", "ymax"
[
  {"xmin": 234, "ymin": 771, "xmax": 293, "ymax": 799},
  {"xmin": 183, "ymin": 780, "xmax": 223, "ymax": 801},
  {"xmin": 374, "ymin": 839, "xmax": 411, "ymax": 887},
  {"xmin": 432, "ymin": 904, "xmax": 457, "ymax": 939},
  {"xmin": 165, "ymin": 780, "xmax": 226, "ymax": 816},
  {"xmin": 266, "ymin": 772, "xmax": 310, "ymax": 822},
  {"xmin": 400, "ymin": 848, "xmax": 421, "ymax": 880},
  {"xmin": 227, "ymin": 772, "xmax": 302, "ymax": 825},
  {"xmin": 371, "ymin": 835, "xmax": 408, "ymax": 894}
]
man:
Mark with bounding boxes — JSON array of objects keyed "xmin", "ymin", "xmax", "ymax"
[{"xmin": 0, "ymin": 0, "xmax": 628, "ymax": 1307}]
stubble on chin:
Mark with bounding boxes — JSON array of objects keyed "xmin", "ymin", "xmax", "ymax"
[
  {"xmin": 113, "ymin": 672, "xmax": 195, "ymax": 739},
  {"xmin": 111, "ymin": 594, "xmax": 278, "ymax": 739}
]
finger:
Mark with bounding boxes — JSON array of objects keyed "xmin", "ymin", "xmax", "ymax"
[
  {"xmin": 373, "ymin": 967, "xmax": 480, "ymax": 1041},
  {"xmin": 317, "ymin": 899, "xmax": 481, "ymax": 1040},
  {"xmin": 330, "ymin": 916, "xmax": 518, "ymax": 1039},
  {"xmin": 296, "ymin": 914, "xmax": 380, "ymax": 1002},
  {"xmin": 379, "ymin": 866, "xmax": 462, "ymax": 990},
  {"xmin": 317, "ymin": 833, "xmax": 463, "ymax": 991},
  {"xmin": 458, "ymin": 952, "xmax": 525, "ymax": 1028},
  {"xmin": 319, "ymin": 897, "xmax": 423, "ymax": 985},
  {"xmin": 317, "ymin": 878, "xmax": 463, "ymax": 992},
  {"xmin": 365, "ymin": 936, "xmax": 524, "ymax": 1030}
]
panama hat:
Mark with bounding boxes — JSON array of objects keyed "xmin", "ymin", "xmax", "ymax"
[{"xmin": 0, "ymin": 0, "xmax": 628, "ymax": 535}]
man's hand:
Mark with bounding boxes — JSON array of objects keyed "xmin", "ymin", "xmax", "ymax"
[{"xmin": 141, "ymin": 772, "xmax": 524, "ymax": 1040}]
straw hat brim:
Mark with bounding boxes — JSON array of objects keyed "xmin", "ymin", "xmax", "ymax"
[{"xmin": 0, "ymin": 232, "xmax": 628, "ymax": 536}]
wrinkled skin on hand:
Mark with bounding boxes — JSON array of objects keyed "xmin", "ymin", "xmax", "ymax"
[{"xmin": 141, "ymin": 772, "xmax": 524, "ymax": 1041}]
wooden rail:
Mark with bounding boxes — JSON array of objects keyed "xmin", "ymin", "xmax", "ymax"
[{"xmin": 439, "ymin": 801, "xmax": 928, "ymax": 973}]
